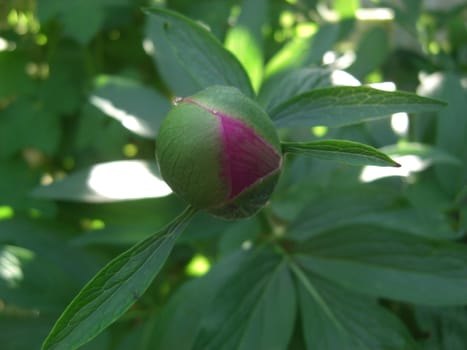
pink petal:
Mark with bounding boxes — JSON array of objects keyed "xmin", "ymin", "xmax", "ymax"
[{"xmin": 218, "ymin": 114, "xmax": 281, "ymax": 199}]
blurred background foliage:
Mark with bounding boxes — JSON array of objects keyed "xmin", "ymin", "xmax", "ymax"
[{"xmin": 0, "ymin": 0, "xmax": 466, "ymax": 349}]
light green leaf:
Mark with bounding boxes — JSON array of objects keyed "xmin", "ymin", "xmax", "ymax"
[
  {"xmin": 193, "ymin": 250, "xmax": 296, "ymax": 350},
  {"xmin": 295, "ymin": 225, "xmax": 467, "ymax": 305},
  {"xmin": 270, "ymin": 86, "xmax": 446, "ymax": 128},
  {"xmin": 265, "ymin": 23, "xmax": 339, "ymax": 77},
  {"xmin": 41, "ymin": 206, "xmax": 197, "ymax": 350},
  {"xmin": 291, "ymin": 267, "xmax": 416, "ymax": 350},
  {"xmin": 282, "ymin": 139, "xmax": 400, "ymax": 167},
  {"xmin": 90, "ymin": 76, "xmax": 171, "ymax": 138},
  {"xmin": 144, "ymin": 7, "xmax": 254, "ymax": 98},
  {"xmin": 32, "ymin": 160, "xmax": 172, "ymax": 203},
  {"xmin": 348, "ymin": 27, "xmax": 390, "ymax": 80},
  {"xmin": 224, "ymin": 0, "xmax": 267, "ymax": 92}
]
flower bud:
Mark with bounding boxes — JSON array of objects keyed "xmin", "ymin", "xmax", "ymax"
[{"xmin": 156, "ymin": 86, "xmax": 282, "ymax": 219}]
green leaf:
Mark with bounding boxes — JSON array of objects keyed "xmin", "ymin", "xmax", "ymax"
[
  {"xmin": 270, "ymin": 86, "xmax": 447, "ymax": 128},
  {"xmin": 32, "ymin": 160, "xmax": 172, "ymax": 202},
  {"xmin": 295, "ymin": 225, "xmax": 467, "ymax": 305},
  {"xmin": 420, "ymin": 72, "xmax": 467, "ymax": 195},
  {"xmin": 41, "ymin": 206, "xmax": 197, "ymax": 350},
  {"xmin": 282, "ymin": 139, "xmax": 400, "ymax": 167},
  {"xmin": 90, "ymin": 76, "xmax": 171, "ymax": 138},
  {"xmin": 347, "ymin": 27, "xmax": 390, "ymax": 80},
  {"xmin": 193, "ymin": 249, "xmax": 296, "ymax": 350},
  {"xmin": 291, "ymin": 266, "xmax": 416, "ymax": 350},
  {"xmin": 258, "ymin": 67, "xmax": 360, "ymax": 112},
  {"xmin": 144, "ymin": 7, "xmax": 254, "ymax": 98}
]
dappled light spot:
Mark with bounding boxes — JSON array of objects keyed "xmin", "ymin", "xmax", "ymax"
[
  {"xmin": 391, "ymin": 112, "xmax": 409, "ymax": 136},
  {"xmin": 87, "ymin": 160, "xmax": 172, "ymax": 201},
  {"xmin": 360, "ymin": 155, "xmax": 429, "ymax": 182},
  {"xmin": 185, "ymin": 254, "xmax": 210, "ymax": 277},
  {"xmin": 0, "ymin": 246, "xmax": 30, "ymax": 288},
  {"xmin": 0, "ymin": 37, "xmax": 8, "ymax": 51},
  {"xmin": 330, "ymin": 69, "xmax": 360, "ymax": 86},
  {"xmin": 311, "ymin": 126, "xmax": 328, "ymax": 138},
  {"xmin": 355, "ymin": 8, "xmax": 394, "ymax": 21},
  {"xmin": 418, "ymin": 72, "xmax": 444, "ymax": 96},
  {"xmin": 0, "ymin": 206, "xmax": 14, "ymax": 221}
]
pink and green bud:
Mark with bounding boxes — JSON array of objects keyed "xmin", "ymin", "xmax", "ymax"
[{"xmin": 156, "ymin": 86, "xmax": 282, "ymax": 219}]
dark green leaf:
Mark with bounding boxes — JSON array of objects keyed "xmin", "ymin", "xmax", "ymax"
[
  {"xmin": 295, "ymin": 225, "xmax": 467, "ymax": 305},
  {"xmin": 41, "ymin": 206, "xmax": 197, "ymax": 350},
  {"xmin": 0, "ymin": 97, "xmax": 60, "ymax": 158},
  {"xmin": 37, "ymin": 0, "xmax": 128, "ymax": 44},
  {"xmin": 32, "ymin": 160, "xmax": 172, "ymax": 202},
  {"xmin": 288, "ymin": 187, "xmax": 457, "ymax": 241},
  {"xmin": 291, "ymin": 267, "xmax": 416, "ymax": 350},
  {"xmin": 282, "ymin": 139, "xmax": 400, "ymax": 167},
  {"xmin": 415, "ymin": 306, "xmax": 467, "ymax": 350},
  {"xmin": 147, "ymin": 251, "xmax": 247, "ymax": 350},
  {"xmin": 90, "ymin": 76, "xmax": 171, "ymax": 138},
  {"xmin": 193, "ymin": 249, "xmax": 296, "ymax": 350},
  {"xmin": 145, "ymin": 15, "xmax": 199, "ymax": 96},
  {"xmin": 0, "ymin": 51, "xmax": 34, "ymax": 99},
  {"xmin": 144, "ymin": 7, "xmax": 254, "ymax": 97},
  {"xmin": 270, "ymin": 86, "xmax": 447, "ymax": 128}
]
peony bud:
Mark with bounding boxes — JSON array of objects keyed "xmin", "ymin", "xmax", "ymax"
[{"xmin": 156, "ymin": 86, "xmax": 283, "ymax": 219}]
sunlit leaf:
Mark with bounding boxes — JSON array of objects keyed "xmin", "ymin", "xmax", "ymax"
[
  {"xmin": 32, "ymin": 160, "xmax": 172, "ymax": 203},
  {"xmin": 42, "ymin": 206, "xmax": 197, "ymax": 350},
  {"xmin": 90, "ymin": 76, "xmax": 171, "ymax": 138}
]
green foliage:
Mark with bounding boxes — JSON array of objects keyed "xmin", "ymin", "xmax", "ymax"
[{"xmin": 0, "ymin": 1, "xmax": 466, "ymax": 350}]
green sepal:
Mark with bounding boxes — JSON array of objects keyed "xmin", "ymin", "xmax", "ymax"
[{"xmin": 156, "ymin": 102, "xmax": 226, "ymax": 208}]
